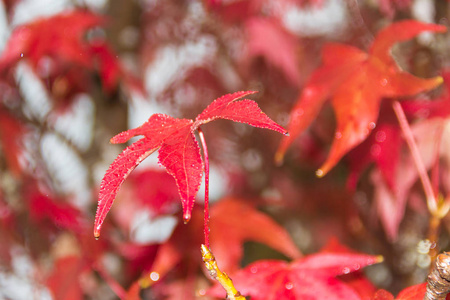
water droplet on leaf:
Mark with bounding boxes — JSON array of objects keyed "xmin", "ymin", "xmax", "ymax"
[
  {"xmin": 285, "ymin": 282, "xmax": 294, "ymax": 290},
  {"xmin": 342, "ymin": 267, "xmax": 350, "ymax": 274}
]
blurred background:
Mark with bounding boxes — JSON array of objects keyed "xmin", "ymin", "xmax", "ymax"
[{"xmin": 0, "ymin": 0, "xmax": 449, "ymax": 299}]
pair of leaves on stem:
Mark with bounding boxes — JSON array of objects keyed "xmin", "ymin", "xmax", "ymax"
[
  {"xmin": 94, "ymin": 91, "xmax": 287, "ymax": 238},
  {"xmin": 276, "ymin": 20, "xmax": 446, "ymax": 177}
]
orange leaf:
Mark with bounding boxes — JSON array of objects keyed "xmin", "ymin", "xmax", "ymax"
[{"xmin": 276, "ymin": 21, "xmax": 445, "ymax": 176}]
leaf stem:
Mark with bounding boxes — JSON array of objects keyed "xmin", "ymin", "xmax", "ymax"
[
  {"xmin": 392, "ymin": 101, "xmax": 437, "ymax": 213},
  {"xmin": 198, "ymin": 127, "xmax": 210, "ymax": 248}
]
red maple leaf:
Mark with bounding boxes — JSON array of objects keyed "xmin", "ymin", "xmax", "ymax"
[
  {"xmin": 209, "ymin": 246, "xmax": 382, "ymax": 299},
  {"xmin": 94, "ymin": 91, "xmax": 287, "ymax": 238},
  {"xmin": 276, "ymin": 20, "xmax": 445, "ymax": 176},
  {"xmin": 47, "ymin": 256, "xmax": 84, "ymax": 300}
]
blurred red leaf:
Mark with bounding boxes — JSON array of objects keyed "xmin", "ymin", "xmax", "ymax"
[
  {"xmin": 373, "ymin": 289, "xmax": 395, "ymax": 300},
  {"xmin": 47, "ymin": 256, "xmax": 84, "ymax": 300},
  {"xmin": 148, "ymin": 197, "xmax": 300, "ymax": 281},
  {"xmin": 27, "ymin": 185, "xmax": 84, "ymax": 233},
  {"xmin": 372, "ymin": 283, "xmax": 450, "ymax": 300},
  {"xmin": 0, "ymin": 11, "xmax": 141, "ymax": 107},
  {"xmin": 395, "ymin": 283, "xmax": 427, "ymax": 300},
  {"xmin": 276, "ymin": 21, "xmax": 445, "ymax": 176},
  {"xmin": 209, "ymin": 197, "xmax": 302, "ymax": 273},
  {"xmin": 209, "ymin": 249, "xmax": 382, "ymax": 299},
  {"xmin": 371, "ymin": 118, "xmax": 444, "ymax": 240},
  {"xmin": 346, "ymin": 122, "xmax": 401, "ymax": 191},
  {"xmin": 0, "ymin": 109, "xmax": 26, "ymax": 176},
  {"xmin": 321, "ymin": 238, "xmax": 378, "ymax": 300},
  {"xmin": 95, "ymin": 91, "xmax": 286, "ymax": 237},
  {"xmin": 245, "ymin": 17, "xmax": 301, "ymax": 85},
  {"xmin": 125, "ymin": 280, "xmax": 142, "ymax": 300},
  {"xmin": 128, "ymin": 170, "xmax": 180, "ymax": 216},
  {"xmin": 0, "ymin": 11, "xmax": 102, "ymax": 71}
]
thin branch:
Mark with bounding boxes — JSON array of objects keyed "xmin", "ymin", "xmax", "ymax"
[
  {"xmin": 201, "ymin": 244, "xmax": 245, "ymax": 300},
  {"xmin": 392, "ymin": 101, "xmax": 437, "ymax": 213}
]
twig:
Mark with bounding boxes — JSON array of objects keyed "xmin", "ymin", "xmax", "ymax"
[
  {"xmin": 392, "ymin": 101, "xmax": 437, "ymax": 213},
  {"xmin": 201, "ymin": 244, "xmax": 245, "ymax": 300}
]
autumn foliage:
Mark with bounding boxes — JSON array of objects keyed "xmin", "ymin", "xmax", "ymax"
[{"xmin": 2, "ymin": 0, "xmax": 450, "ymax": 299}]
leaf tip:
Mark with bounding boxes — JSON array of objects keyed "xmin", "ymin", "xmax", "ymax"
[
  {"xmin": 376, "ymin": 255, "xmax": 384, "ymax": 263},
  {"xmin": 183, "ymin": 211, "xmax": 191, "ymax": 224},
  {"xmin": 94, "ymin": 227, "xmax": 101, "ymax": 240},
  {"xmin": 284, "ymin": 131, "xmax": 290, "ymax": 137}
]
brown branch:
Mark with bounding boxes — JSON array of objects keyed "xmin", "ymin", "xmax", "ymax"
[{"xmin": 425, "ymin": 252, "xmax": 450, "ymax": 300}]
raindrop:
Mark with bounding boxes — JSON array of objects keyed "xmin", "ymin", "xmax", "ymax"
[
  {"xmin": 335, "ymin": 131, "xmax": 342, "ymax": 139},
  {"xmin": 250, "ymin": 266, "xmax": 258, "ymax": 274},
  {"xmin": 20, "ymin": 53, "xmax": 24, "ymax": 58},
  {"xmin": 380, "ymin": 79, "xmax": 387, "ymax": 86},
  {"xmin": 150, "ymin": 272, "xmax": 160, "ymax": 281},
  {"xmin": 342, "ymin": 267, "xmax": 351, "ymax": 274},
  {"xmin": 368, "ymin": 122, "xmax": 376, "ymax": 130},
  {"xmin": 285, "ymin": 282, "xmax": 294, "ymax": 290}
]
